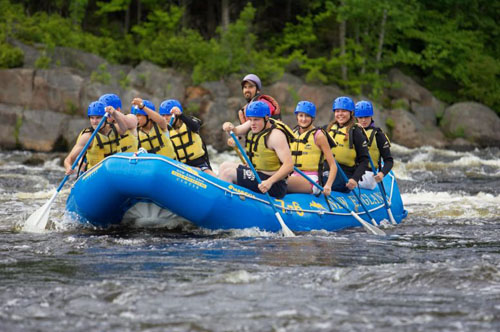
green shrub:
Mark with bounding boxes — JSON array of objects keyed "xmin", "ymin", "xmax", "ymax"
[{"xmin": 0, "ymin": 44, "xmax": 23, "ymax": 68}]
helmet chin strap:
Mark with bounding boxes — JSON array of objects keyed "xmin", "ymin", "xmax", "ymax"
[{"xmin": 139, "ymin": 117, "xmax": 150, "ymax": 129}]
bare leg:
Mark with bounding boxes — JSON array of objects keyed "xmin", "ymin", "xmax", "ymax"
[
  {"xmin": 203, "ymin": 169, "xmax": 217, "ymax": 177},
  {"xmin": 218, "ymin": 161, "xmax": 239, "ymax": 183},
  {"xmin": 287, "ymin": 176, "xmax": 313, "ymax": 194}
]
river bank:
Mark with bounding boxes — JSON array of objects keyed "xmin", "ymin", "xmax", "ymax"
[{"xmin": 1, "ymin": 43, "xmax": 499, "ymax": 154}]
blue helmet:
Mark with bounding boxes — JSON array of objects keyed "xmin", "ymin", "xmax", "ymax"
[
  {"xmin": 99, "ymin": 93, "xmax": 122, "ymax": 110},
  {"xmin": 294, "ymin": 101, "xmax": 316, "ymax": 118},
  {"xmin": 332, "ymin": 96, "xmax": 355, "ymax": 112},
  {"xmin": 131, "ymin": 100, "xmax": 155, "ymax": 116},
  {"xmin": 241, "ymin": 74, "xmax": 262, "ymax": 90},
  {"xmin": 246, "ymin": 101, "xmax": 270, "ymax": 118},
  {"xmin": 87, "ymin": 101, "xmax": 106, "ymax": 117},
  {"xmin": 159, "ymin": 99, "xmax": 183, "ymax": 115},
  {"xmin": 355, "ymin": 101, "xmax": 374, "ymax": 117}
]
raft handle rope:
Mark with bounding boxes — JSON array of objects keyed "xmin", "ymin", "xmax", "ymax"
[{"xmin": 87, "ymin": 154, "xmax": 391, "ymax": 218}]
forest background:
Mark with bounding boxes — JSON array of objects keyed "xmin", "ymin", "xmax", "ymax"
[{"xmin": 0, "ymin": 0, "xmax": 498, "ymax": 114}]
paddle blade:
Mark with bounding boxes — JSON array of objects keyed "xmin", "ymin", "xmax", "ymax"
[
  {"xmin": 387, "ymin": 208, "xmax": 397, "ymax": 225},
  {"xmin": 22, "ymin": 191, "xmax": 58, "ymax": 233},
  {"xmin": 23, "ymin": 201, "xmax": 51, "ymax": 233},
  {"xmin": 275, "ymin": 212, "xmax": 295, "ymax": 237},
  {"xmin": 350, "ymin": 211, "xmax": 385, "ymax": 236}
]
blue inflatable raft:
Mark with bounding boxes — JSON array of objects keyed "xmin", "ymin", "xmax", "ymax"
[{"xmin": 65, "ymin": 153, "xmax": 408, "ymax": 232}]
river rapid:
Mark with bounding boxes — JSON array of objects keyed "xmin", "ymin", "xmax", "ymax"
[{"xmin": 0, "ymin": 145, "xmax": 499, "ymax": 332}]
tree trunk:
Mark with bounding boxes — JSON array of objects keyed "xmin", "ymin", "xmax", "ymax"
[
  {"xmin": 361, "ymin": 28, "xmax": 369, "ymax": 75},
  {"xmin": 137, "ymin": 0, "xmax": 141, "ymax": 25},
  {"xmin": 375, "ymin": 9, "xmax": 387, "ymax": 75},
  {"xmin": 124, "ymin": 2, "xmax": 131, "ymax": 34},
  {"xmin": 339, "ymin": 3, "xmax": 347, "ymax": 82},
  {"xmin": 221, "ymin": 0, "xmax": 230, "ymax": 31}
]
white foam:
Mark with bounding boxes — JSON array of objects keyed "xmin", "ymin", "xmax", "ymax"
[
  {"xmin": 222, "ymin": 270, "xmax": 261, "ymax": 284},
  {"xmin": 402, "ymin": 190, "xmax": 500, "ymax": 219}
]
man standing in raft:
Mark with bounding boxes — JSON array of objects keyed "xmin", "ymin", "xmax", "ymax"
[
  {"xmin": 219, "ymin": 101, "xmax": 293, "ymax": 199},
  {"xmin": 64, "ymin": 101, "xmax": 127, "ymax": 175},
  {"xmin": 237, "ymin": 73, "xmax": 281, "ymax": 124},
  {"xmin": 98, "ymin": 93, "xmax": 138, "ymax": 153}
]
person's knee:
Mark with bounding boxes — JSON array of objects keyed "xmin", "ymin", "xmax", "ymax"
[{"xmin": 219, "ymin": 165, "xmax": 234, "ymax": 182}]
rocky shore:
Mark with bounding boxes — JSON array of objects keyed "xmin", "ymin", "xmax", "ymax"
[{"xmin": 1, "ymin": 42, "xmax": 499, "ymax": 153}]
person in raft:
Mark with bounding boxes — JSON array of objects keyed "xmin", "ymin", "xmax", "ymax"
[
  {"xmin": 354, "ymin": 100, "xmax": 393, "ymax": 185},
  {"xmin": 287, "ymin": 101, "xmax": 337, "ymax": 196},
  {"xmin": 130, "ymin": 98, "xmax": 176, "ymax": 159},
  {"xmin": 64, "ymin": 101, "xmax": 127, "ymax": 175},
  {"xmin": 159, "ymin": 99, "xmax": 215, "ymax": 176},
  {"xmin": 219, "ymin": 101, "xmax": 293, "ymax": 199},
  {"xmin": 322, "ymin": 96, "xmax": 370, "ymax": 192},
  {"xmin": 98, "ymin": 93, "xmax": 138, "ymax": 153}
]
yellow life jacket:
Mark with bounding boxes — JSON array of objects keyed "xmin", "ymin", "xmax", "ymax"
[
  {"xmin": 169, "ymin": 122, "xmax": 205, "ymax": 163},
  {"xmin": 291, "ymin": 127, "xmax": 323, "ymax": 171},
  {"xmin": 119, "ymin": 129, "xmax": 138, "ymax": 153},
  {"xmin": 245, "ymin": 119, "xmax": 294, "ymax": 172},
  {"xmin": 138, "ymin": 122, "xmax": 176, "ymax": 159},
  {"xmin": 80, "ymin": 124, "xmax": 120, "ymax": 168},
  {"xmin": 328, "ymin": 124, "xmax": 359, "ymax": 168},
  {"xmin": 365, "ymin": 127, "xmax": 391, "ymax": 170}
]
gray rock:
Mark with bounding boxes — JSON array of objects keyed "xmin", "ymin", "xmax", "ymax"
[
  {"xmin": 201, "ymin": 81, "xmax": 230, "ymax": 99},
  {"xmin": 30, "ymin": 68, "xmax": 84, "ymax": 114},
  {"xmin": 388, "ymin": 68, "xmax": 432, "ymax": 103},
  {"xmin": 0, "ymin": 104, "xmax": 22, "ymax": 149},
  {"xmin": 127, "ymin": 61, "xmax": 187, "ymax": 101},
  {"xmin": 0, "ymin": 69, "xmax": 34, "ymax": 107},
  {"xmin": 62, "ymin": 117, "xmax": 90, "ymax": 147},
  {"xmin": 386, "ymin": 108, "xmax": 447, "ymax": 148},
  {"xmin": 441, "ymin": 102, "xmax": 500, "ymax": 147},
  {"xmin": 200, "ymin": 99, "xmax": 233, "ymax": 151},
  {"xmin": 18, "ymin": 109, "xmax": 70, "ymax": 151}
]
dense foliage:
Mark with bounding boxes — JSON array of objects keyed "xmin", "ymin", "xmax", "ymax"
[{"xmin": 1, "ymin": 0, "xmax": 499, "ymax": 112}]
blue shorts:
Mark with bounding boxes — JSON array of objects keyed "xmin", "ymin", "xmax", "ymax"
[{"xmin": 236, "ymin": 165, "xmax": 287, "ymax": 199}]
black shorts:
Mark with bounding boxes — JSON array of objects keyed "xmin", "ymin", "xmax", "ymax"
[
  {"xmin": 322, "ymin": 170, "xmax": 350, "ymax": 193},
  {"xmin": 236, "ymin": 165, "xmax": 287, "ymax": 199},
  {"xmin": 187, "ymin": 156, "xmax": 212, "ymax": 171}
]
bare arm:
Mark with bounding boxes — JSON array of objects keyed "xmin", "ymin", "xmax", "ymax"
[
  {"xmin": 315, "ymin": 130, "xmax": 337, "ymax": 196},
  {"xmin": 105, "ymin": 107, "xmax": 126, "ymax": 135},
  {"xmin": 131, "ymin": 98, "xmax": 167, "ymax": 130},
  {"xmin": 222, "ymin": 120, "xmax": 251, "ymax": 136},
  {"xmin": 264, "ymin": 129, "xmax": 293, "ymax": 185},
  {"xmin": 64, "ymin": 132, "xmax": 91, "ymax": 175}
]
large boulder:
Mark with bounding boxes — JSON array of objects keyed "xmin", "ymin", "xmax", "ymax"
[
  {"xmin": 387, "ymin": 69, "xmax": 445, "ymax": 128},
  {"xmin": 127, "ymin": 61, "xmax": 187, "ymax": 105},
  {"xmin": 30, "ymin": 68, "xmax": 84, "ymax": 113},
  {"xmin": 18, "ymin": 109, "xmax": 70, "ymax": 151},
  {"xmin": 61, "ymin": 117, "xmax": 90, "ymax": 147},
  {"xmin": 197, "ymin": 81, "xmax": 232, "ymax": 151},
  {"xmin": 0, "ymin": 69, "xmax": 35, "ymax": 107},
  {"xmin": 440, "ymin": 102, "xmax": 500, "ymax": 147},
  {"xmin": 386, "ymin": 108, "xmax": 447, "ymax": 148},
  {"xmin": 0, "ymin": 103, "xmax": 22, "ymax": 149}
]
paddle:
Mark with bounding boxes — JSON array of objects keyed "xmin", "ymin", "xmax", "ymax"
[
  {"xmin": 336, "ymin": 161, "xmax": 378, "ymax": 226},
  {"xmin": 229, "ymin": 131, "xmax": 295, "ymax": 237},
  {"xmin": 23, "ymin": 113, "xmax": 110, "ymax": 233},
  {"xmin": 293, "ymin": 167, "xmax": 385, "ymax": 235},
  {"xmin": 367, "ymin": 155, "xmax": 397, "ymax": 225}
]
